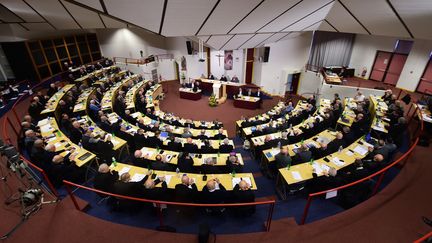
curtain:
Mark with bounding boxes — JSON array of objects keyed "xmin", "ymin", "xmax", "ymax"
[{"xmin": 307, "ymin": 31, "xmax": 355, "ymax": 72}]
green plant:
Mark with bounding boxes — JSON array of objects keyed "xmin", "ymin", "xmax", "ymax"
[{"xmin": 208, "ymin": 95, "xmax": 218, "ymax": 107}]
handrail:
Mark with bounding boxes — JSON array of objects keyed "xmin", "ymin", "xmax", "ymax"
[
  {"xmin": 414, "ymin": 230, "xmax": 432, "ymax": 243},
  {"xmin": 63, "ymin": 180, "xmax": 276, "ymax": 232},
  {"xmin": 300, "ymin": 106, "xmax": 424, "ymax": 224}
]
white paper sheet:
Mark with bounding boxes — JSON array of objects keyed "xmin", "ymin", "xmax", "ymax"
[
  {"xmin": 291, "ymin": 171, "xmax": 303, "ymax": 180},
  {"xmin": 164, "ymin": 175, "xmax": 173, "ymax": 185},
  {"xmin": 130, "ymin": 173, "xmax": 146, "ymax": 182},
  {"xmin": 118, "ymin": 167, "xmax": 131, "ymax": 176},
  {"xmin": 40, "ymin": 124, "xmax": 53, "ymax": 133},
  {"xmin": 332, "ymin": 157, "xmax": 345, "ymax": 167},
  {"xmin": 353, "ymin": 145, "xmax": 368, "ymax": 156}
]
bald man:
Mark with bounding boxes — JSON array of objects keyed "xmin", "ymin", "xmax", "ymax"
[
  {"xmin": 326, "ymin": 132, "xmax": 345, "ymax": 154},
  {"xmin": 94, "ymin": 163, "xmax": 119, "ymax": 192},
  {"xmin": 49, "ymin": 152, "xmax": 82, "ymax": 187},
  {"xmin": 219, "ymin": 138, "xmax": 234, "ymax": 153},
  {"xmin": 142, "ymin": 174, "xmax": 168, "ymax": 201},
  {"xmin": 183, "ymin": 137, "xmax": 198, "ymax": 154},
  {"xmin": 112, "ymin": 172, "xmax": 148, "ymax": 197},
  {"xmin": 201, "ymin": 178, "xmax": 227, "ymax": 214},
  {"xmin": 232, "ymin": 179, "xmax": 255, "ymax": 216},
  {"xmin": 174, "ymin": 174, "xmax": 197, "ymax": 203}
]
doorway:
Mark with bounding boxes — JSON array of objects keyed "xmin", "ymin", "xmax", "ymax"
[{"xmin": 370, "ymin": 51, "xmax": 408, "ymax": 85}]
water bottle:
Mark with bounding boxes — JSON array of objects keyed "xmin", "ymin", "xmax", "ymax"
[
  {"xmin": 112, "ymin": 157, "xmax": 117, "ymax": 167},
  {"xmin": 231, "ymin": 169, "xmax": 236, "ymax": 178},
  {"xmin": 286, "ymin": 163, "xmax": 291, "ymax": 170},
  {"xmin": 309, "ymin": 158, "xmax": 314, "ymax": 165},
  {"xmin": 78, "ymin": 142, "xmax": 82, "ymax": 149},
  {"xmin": 176, "ymin": 167, "xmax": 180, "ymax": 177},
  {"xmin": 338, "ymin": 145, "xmax": 343, "ymax": 153},
  {"xmin": 277, "ymin": 141, "xmax": 281, "ymax": 149}
]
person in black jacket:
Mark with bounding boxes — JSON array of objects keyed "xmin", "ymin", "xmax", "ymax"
[
  {"xmin": 213, "ymin": 128, "xmax": 227, "ymax": 140},
  {"xmin": 95, "ymin": 134, "xmax": 114, "ymax": 164},
  {"xmin": 94, "ymin": 163, "xmax": 119, "ymax": 192},
  {"xmin": 326, "ymin": 132, "xmax": 345, "ymax": 154},
  {"xmin": 150, "ymin": 154, "xmax": 173, "ymax": 171},
  {"xmin": 197, "ymin": 130, "xmax": 208, "ymax": 140},
  {"xmin": 183, "ymin": 137, "xmax": 198, "ymax": 153},
  {"xmin": 200, "ymin": 140, "xmax": 216, "ymax": 153},
  {"xmin": 49, "ymin": 152, "xmax": 84, "ymax": 187},
  {"xmin": 167, "ymin": 137, "xmax": 183, "ymax": 152},
  {"xmin": 175, "ymin": 175, "xmax": 198, "ymax": 203},
  {"xmin": 69, "ymin": 121, "xmax": 84, "ymax": 144},
  {"xmin": 231, "ymin": 180, "xmax": 255, "ymax": 216},
  {"xmin": 226, "ymin": 154, "xmax": 243, "ymax": 173},
  {"xmin": 219, "ymin": 138, "xmax": 234, "ymax": 153},
  {"xmin": 142, "ymin": 175, "xmax": 169, "ymax": 202},
  {"xmin": 292, "ymin": 144, "xmax": 312, "ymax": 165},
  {"xmin": 178, "ymin": 152, "xmax": 195, "ymax": 173},
  {"xmin": 201, "ymin": 178, "xmax": 226, "ymax": 214}
]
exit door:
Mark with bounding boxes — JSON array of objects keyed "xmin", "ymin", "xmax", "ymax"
[{"xmin": 370, "ymin": 51, "xmax": 408, "ymax": 85}]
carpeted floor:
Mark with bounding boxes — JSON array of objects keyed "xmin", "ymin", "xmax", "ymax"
[{"xmin": 158, "ymin": 81, "xmax": 281, "ymax": 137}]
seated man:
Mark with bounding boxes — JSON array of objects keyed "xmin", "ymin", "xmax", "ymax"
[
  {"xmin": 232, "ymin": 179, "xmax": 255, "ymax": 216},
  {"xmin": 219, "ymin": 138, "xmax": 234, "ymax": 153},
  {"xmin": 213, "ymin": 128, "xmax": 227, "ymax": 140},
  {"xmin": 150, "ymin": 154, "xmax": 173, "ymax": 171},
  {"xmin": 167, "ymin": 137, "xmax": 183, "ymax": 152},
  {"xmin": 183, "ymin": 137, "xmax": 199, "ymax": 154},
  {"xmin": 178, "ymin": 152, "xmax": 195, "ymax": 173},
  {"xmin": 93, "ymin": 164, "xmax": 119, "ymax": 192},
  {"xmin": 231, "ymin": 75, "xmax": 239, "ymax": 83},
  {"xmin": 220, "ymin": 75, "xmax": 227, "ymax": 81},
  {"xmin": 292, "ymin": 144, "xmax": 312, "ymax": 165},
  {"xmin": 226, "ymin": 153, "xmax": 242, "ymax": 173},
  {"xmin": 275, "ymin": 147, "xmax": 292, "ymax": 169},
  {"xmin": 197, "ymin": 130, "xmax": 208, "ymax": 140},
  {"xmin": 112, "ymin": 172, "xmax": 148, "ymax": 197},
  {"xmin": 142, "ymin": 175, "xmax": 169, "ymax": 201},
  {"xmin": 326, "ymin": 132, "xmax": 345, "ymax": 154},
  {"xmin": 200, "ymin": 178, "xmax": 226, "ymax": 214},
  {"xmin": 132, "ymin": 150, "xmax": 150, "ymax": 168},
  {"xmin": 309, "ymin": 167, "xmax": 342, "ymax": 193},
  {"xmin": 174, "ymin": 174, "xmax": 197, "ymax": 203},
  {"xmin": 49, "ymin": 152, "xmax": 84, "ymax": 187}
]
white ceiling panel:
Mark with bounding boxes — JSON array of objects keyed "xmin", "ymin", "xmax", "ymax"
[
  {"xmin": 391, "ymin": 0, "xmax": 432, "ymax": 39},
  {"xmin": 100, "ymin": 15, "xmax": 126, "ymax": 28},
  {"xmin": 240, "ymin": 33, "xmax": 273, "ymax": 49},
  {"xmin": 63, "ymin": 1, "xmax": 104, "ymax": 29},
  {"xmin": 283, "ymin": 2, "xmax": 333, "ymax": 31},
  {"xmin": 0, "ymin": 3, "xmax": 23, "ymax": 22},
  {"xmin": 318, "ymin": 21, "xmax": 336, "ymax": 32},
  {"xmin": 74, "ymin": 0, "xmax": 104, "ymax": 12},
  {"xmin": 230, "ymin": 0, "xmax": 301, "ymax": 34},
  {"xmin": 103, "ymin": 0, "xmax": 164, "ymax": 33},
  {"xmin": 198, "ymin": 0, "xmax": 261, "ymax": 35},
  {"xmin": 278, "ymin": 32, "xmax": 303, "ymax": 42},
  {"xmin": 261, "ymin": 32, "xmax": 290, "ymax": 44},
  {"xmin": 162, "ymin": 0, "xmax": 216, "ymax": 36},
  {"xmin": 325, "ymin": 1, "xmax": 368, "ymax": 35},
  {"xmin": 302, "ymin": 21, "xmax": 322, "ymax": 31},
  {"xmin": 22, "ymin": 22, "xmax": 55, "ymax": 31},
  {"xmin": 342, "ymin": 0, "xmax": 410, "ymax": 38},
  {"xmin": 260, "ymin": 0, "xmax": 332, "ymax": 32},
  {"xmin": 222, "ymin": 34, "xmax": 253, "ymax": 50},
  {"xmin": 206, "ymin": 35, "xmax": 233, "ymax": 50},
  {"xmin": 0, "ymin": 0, "xmax": 43, "ymax": 22},
  {"xmin": 26, "ymin": 0, "xmax": 80, "ymax": 29}
]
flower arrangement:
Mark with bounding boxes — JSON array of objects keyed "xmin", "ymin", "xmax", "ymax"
[{"xmin": 208, "ymin": 95, "xmax": 218, "ymax": 107}]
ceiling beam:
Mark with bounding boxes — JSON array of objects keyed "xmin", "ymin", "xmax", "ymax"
[
  {"xmin": 238, "ymin": 34, "xmax": 257, "ymax": 49},
  {"xmin": 281, "ymin": 0, "xmax": 334, "ymax": 32},
  {"xmin": 205, "ymin": 35, "xmax": 212, "ymax": 43},
  {"xmin": 275, "ymin": 32, "xmax": 292, "ymax": 42},
  {"xmin": 324, "ymin": 19, "xmax": 339, "ymax": 32},
  {"xmin": 58, "ymin": 0, "xmax": 82, "ymax": 29},
  {"xmin": 99, "ymin": 0, "xmax": 108, "ymax": 14},
  {"xmin": 219, "ymin": 34, "xmax": 236, "ymax": 50},
  {"xmin": 299, "ymin": 19, "xmax": 323, "ymax": 32},
  {"xmin": 195, "ymin": 0, "xmax": 221, "ymax": 36},
  {"xmin": 18, "ymin": 23, "xmax": 30, "ymax": 31},
  {"xmin": 255, "ymin": 0, "xmax": 303, "ymax": 33},
  {"xmin": 98, "ymin": 13, "xmax": 106, "ymax": 28},
  {"xmin": 227, "ymin": 0, "xmax": 266, "ymax": 34},
  {"xmin": 337, "ymin": 0, "xmax": 371, "ymax": 35},
  {"xmin": 158, "ymin": 0, "xmax": 168, "ymax": 35},
  {"xmin": 386, "ymin": 0, "xmax": 414, "ymax": 38},
  {"xmin": 22, "ymin": 0, "xmax": 57, "ymax": 30}
]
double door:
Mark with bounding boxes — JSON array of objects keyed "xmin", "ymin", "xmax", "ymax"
[{"xmin": 370, "ymin": 51, "xmax": 408, "ymax": 85}]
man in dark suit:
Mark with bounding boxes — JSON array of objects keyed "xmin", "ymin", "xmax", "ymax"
[
  {"xmin": 142, "ymin": 175, "xmax": 169, "ymax": 201},
  {"xmin": 231, "ymin": 179, "xmax": 255, "ymax": 216},
  {"xmin": 69, "ymin": 121, "xmax": 84, "ymax": 144},
  {"xmin": 275, "ymin": 147, "xmax": 292, "ymax": 169},
  {"xmin": 174, "ymin": 175, "xmax": 198, "ymax": 203},
  {"xmin": 178, "ymin": 152, "xmax": 195, "ymax": 173},
  {"xmin": 326, "ymin": 132, "xmax": 345, "ymax": 154},
  {"xmin": 112, "ymin": 172, "xmax": 148, "ymax": 197},
  {"xmin": 150, "ymin": 154, "xmax": 173, "ymax": 171},
  {"xmin": 219, "ymin": 138, "xmax": 234, "ymax": 153},
  {"xmin": 292, "ymin": 144, "xmax": 312, "ymax": 165},
  {"xmin": 94, "ymin": 163, "xmax": 119, "ymax": 193},
  {"xmin": 183, "ymin": 137, "xmax": 198, "ymax": 153},
  {"xmin": 167, "ymin": 137, "xmax": 183, "ymax": 152},
  {"xmin": 201, "ymin": 178, "xmax": 226, "ymax": 214},
  {"xmin": 213, "ymin": 128, "xmax": 227, "ymax": 140},
  {"xmin": 197, "ymin": 130, "xmax": 208, "ymax": 140}
]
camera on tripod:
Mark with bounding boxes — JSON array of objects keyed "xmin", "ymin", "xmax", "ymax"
[{"xmin": 21, "ymin": 189, "xmax": 43, "ymax": 207}]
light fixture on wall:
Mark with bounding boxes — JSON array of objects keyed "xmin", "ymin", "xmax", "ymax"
[{"xmin": 198, "ymin": 39, "xmax": 205, "ymax": 62}]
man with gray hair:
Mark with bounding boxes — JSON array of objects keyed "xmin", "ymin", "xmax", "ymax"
[
  {"xmin": 219, "ymin": 138, "xmax": 233, "ymax": 153},
  {"xmin": 94, "ymin": 163, "xmax": 119, "ymax": 192}
]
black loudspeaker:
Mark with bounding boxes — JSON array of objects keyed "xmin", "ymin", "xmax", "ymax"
[
  {"xmin": 186, "ymin": 41, "xmax": 193, "ymax": 55},
  {"xmin": 263, "ymin": 46, "xmax": 270, "ymax": 62}
]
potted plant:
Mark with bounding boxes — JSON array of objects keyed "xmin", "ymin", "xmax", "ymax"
[{"xmin": 208, "ymin": 95, "xmax": 218, "ymax": 107}]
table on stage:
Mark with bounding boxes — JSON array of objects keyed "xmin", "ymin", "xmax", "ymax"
[
  {"xmin": 323, "ymin": 72, "xmax": 342, "ymax": 84},
  {"xmin": 234, "ymin": 95, "xmax": 260, "ymax": 109},
  {"xmin": 179, "ymin": 88, "xmax": 202, "ymax": 100}
]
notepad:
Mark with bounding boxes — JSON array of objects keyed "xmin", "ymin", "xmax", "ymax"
[
  {"xmin": 40, "ymin": 124, "xmax": 53, "ymax": 133},
  {"xmin": 232, "ymin": 177, "xmax": 252, "ymax": 188},
  {"xmin": 325, "ymin": 190, "xmax": 338, "ymax": 199},
  {"xmin": 332, "ymin": 157, "xmax": 345, "ymax": 167},
  {"xmin": 37, "ymin": 119, "xmax": 48, "ymax": 127},
  {"xmin": 345, "ymin": 150, "xmax": 354, "ymax": 156},
  {"xmin": 291, "ymin": 171, "xmax": 302, "ymax": 180},
  {"xmin": 164, "ymin": 175, "xmax": 173, "ymax": 185},
  {"xmin": 130, "ymin": 173, "xmax": 146, "ymax": 182},
  {"xmin": 141, "ymin": 149, "xmax": 154, "ymax": 158},
  {"xmin": 312, "ymin": 163, "xmax": 323, "ymax": 175},
  {"xmin": 118, "ymin": 167, "xmax": 131, "ymax": 176},
  {"xmin": 353, "ymin": 145, "xmax": 368, "ymax": 156}
]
